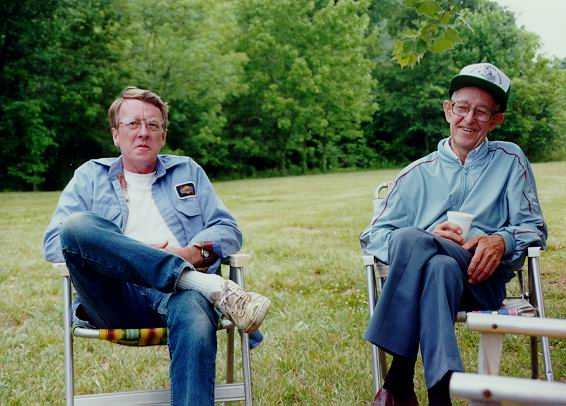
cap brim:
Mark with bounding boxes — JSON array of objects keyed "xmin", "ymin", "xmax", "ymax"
[{"xmin": 449, "ymin": 75, "xmax": 508, "ymax": 111}]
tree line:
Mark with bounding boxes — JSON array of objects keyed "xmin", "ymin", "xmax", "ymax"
[{"xmin": 1, "ymin": 0, "xmax": 565, "ymax": 190}]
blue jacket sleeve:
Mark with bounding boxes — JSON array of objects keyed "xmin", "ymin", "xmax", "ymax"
[
  {"xmin": 494, "ymin": 154, "xmax": 547, "ymax": 267},
  {"xmin": 189, "ymin": 165, "xmax": 243, "ymax": 259},
  {"xmin": 43, "ymin": 165, "xmax": 93, "ymax": 263},
  {"xmin": 360, "ymin": 179, "xmax": 410, "ymax": 264}
]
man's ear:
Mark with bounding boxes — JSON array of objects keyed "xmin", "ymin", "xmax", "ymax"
[
  {"xmin": 161, "ymin": 130, "xmax": 167, "ymax": 147},
  {"xmin": 489, "ymin": 112, "xmax": 505, "ymax": 130},
  {"xmin": 112, "ymin": 128, "xmax": 119, "ymax": 147},
  {"xmin": 442, "ymin": 100, "xmax": 453, "ymax": 123}
]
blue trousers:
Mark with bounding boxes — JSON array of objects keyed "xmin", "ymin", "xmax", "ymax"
[
  {"xmin": 365, "ymin": 227, "xmax": 507, "ymax": 388},
  {"xmin": 60, "ymin": 212, "xmax": 218, "ymax": 405}
]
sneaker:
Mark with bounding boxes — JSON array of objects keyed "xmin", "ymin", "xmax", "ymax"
[{"xmin": 213, "ymin": 280, "xmax": 271, "ymax": 333}]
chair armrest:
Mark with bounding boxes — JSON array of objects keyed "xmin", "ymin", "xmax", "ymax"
[
  {"xmin": 528, "ymin": 246, "xmax": 541, "ymax": 257},
  {"xmin": 464, "ymin": 313, "xmax": 566, "ymax": 338},
  {"xmin": 228, "ymin": 252, "xmax": 251, "ymax": 268},
  {"xmin": 362, "ymin": 255, "xmax": 375, "ymax": 266},
  {"xmin": 221, "ymin": 252, "xmax": 251, "ymax": 267},
  {"xmin": 450, "ymin": 373, "xmax": 566, "ymax": 405},
  {"xmin": 374, "ymin": 181, "xmax": 393, "ymax": 201},
  {"xmin": 362, "ymin": 255, "xmax": 389, "ymax": 278}
]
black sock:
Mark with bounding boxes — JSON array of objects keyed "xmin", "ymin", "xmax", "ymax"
[
  {"xmin": 428, "ymin": 371, "xmax": 452, "ymax": 406},
  {"xmin": 383, "ymin": 355, "xmax": 416, "ymax": 399}
]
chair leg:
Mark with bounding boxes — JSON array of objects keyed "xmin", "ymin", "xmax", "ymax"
[
  {"xmin": 530, "ymin": 336, "xmax": 539, "ymax": 379},
  {"xmin": 231, "ymin": 264, "xmax": 253, "ymax": 406},
  {"xmin": 528, "ymin": 250, "xmax": 554, "ymax": 381},
  {"xmin": 240, "ymin": 331, "xmax": 253, "ymax": 406},
  {"xmin": 477, "ymin": 333, "xmax": 504, "ymax": 375},
  {"xmin": 364, "ymin": 259, "xmax": 386, "ymax": 393},
  {"xmin": 540, "ymin": 336, "xmax": 553, "ymax": 381},
  {"xmin": 226, "ymin": 327, "xmax": 235, "ymax": 384},
  {"xmin": 222, "ymin": 326, "xmax": 236, "ymax": 406},
  {"xmin": 63, "ymin": 275, "xmax": 74, "ymax": 406}
]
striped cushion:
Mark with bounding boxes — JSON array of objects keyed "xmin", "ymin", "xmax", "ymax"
[
  {"xmin": 500, "ymin": 298, "xmax": 537, "ymax": 316},
  {"xmin": 476, "ymin": 298, "xmax": 537, "ymax": 317},
  {"xmin": 89, "ymin": 328, "xmax": 168, "ymax": 346},
  {"xmin": 72, "ymin": 317, "xmax": 233, "ymax": 346}
]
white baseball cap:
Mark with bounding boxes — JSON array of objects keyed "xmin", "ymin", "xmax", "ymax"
[{"xmin": 449, "ymin": 63, "xmax": 511, "ymax": 111}]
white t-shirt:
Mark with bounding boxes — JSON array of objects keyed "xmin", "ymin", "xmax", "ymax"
[{"xmin": 123, "ymin": 170, "xmax": 181, "ymax": 248}]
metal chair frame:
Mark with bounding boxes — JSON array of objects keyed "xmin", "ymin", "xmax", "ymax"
[
  {"xmin": 362, "ymin": 182, "xmax": 554, "ymax": 394},
  {"xmin": 60, "ymin": 253, "xmax": 254, "ymax": 405},
  {"xmin": 450, "ymin": 314, "xmax": 566, "ymax": 405}
]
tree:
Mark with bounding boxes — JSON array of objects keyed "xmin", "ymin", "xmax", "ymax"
[
  {"xmin": 225, "ymin": 0, "xmax": 377, "ymax": 175},
  {"xmin": 0, "ymin": 1, "xmax": 59, "ymax": 189},
  {"xmin": 43, "ymin": 0, "xmax": 125, "ymax": 188},
  {"xmin": 451, "ymin": 3, "xmax": 566, "ymax": 161},
  {"xmin": 368, "ymin": 0, "xmax": 466, "ymax": 67},
  {"xmin": 366, "ymin": 0, "xmax": 566, "ymax": 163},
  {"xmin": 0, "ymin": 0, "xmax": 124, "ymax": 190},
  {"xmin": 114, "ymin": 0, "xmax": 248, "ymax": 172}
]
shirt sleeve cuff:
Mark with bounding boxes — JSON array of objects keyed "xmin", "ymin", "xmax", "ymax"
[
  {"xmin": 207, "ymin": 241, "xmax": 222, "ymax": 257},
  {"xmin": 494, "ymin": 230, "xmax": 515, "ymax": 257}
]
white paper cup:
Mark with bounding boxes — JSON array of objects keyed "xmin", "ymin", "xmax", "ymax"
[{"xmin": 447, "ymin": 211, "xmax": 474, "ymax": 240}]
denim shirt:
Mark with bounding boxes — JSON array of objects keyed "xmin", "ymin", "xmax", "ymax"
[
  {"xmin": 360, "ymin": 138, "xmax": 548, "ymax": 269},
  {"xmin": 43, "ymin": 156, "xmax": 263, "ymax": 347},
  {"xmin": 44, "ymin": 154, "xmax": 242, "ymax": 268}
]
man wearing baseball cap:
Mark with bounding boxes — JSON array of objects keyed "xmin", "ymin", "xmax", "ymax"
[{"xmin": 361, "ymin": 63, "xmax": 546, "ymax": 405}]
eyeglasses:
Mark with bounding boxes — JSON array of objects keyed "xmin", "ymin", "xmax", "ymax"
[
  {"xmin": 450, "ymin": 102, "xmax": 495, "ymax": 123},
  {"xmin": 118, "ymin": 118, "xmax": 164, "ymax": 133}
]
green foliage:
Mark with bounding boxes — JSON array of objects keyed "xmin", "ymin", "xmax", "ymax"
[
  {"xmin": 367, "ymin": 0, "xmax": 566, "ymax": 162},
  {"xmin": 4, "ymin": 100, "xmax": 55, "ymax": 188},
  {"xmin": 115, "ymin": 0, "xmax": 249, "ymax": 170},
  {"xmin": 0, "ymin": 1, "xmax": 59, "ymax": 190},
  {"xmin": 43, "ymin": 0, "xmax": 125, "ymax": 187},
  {"xmin": 225, "ymin": 0, "xmax": 377, "ymax": 175},
  {"xmin": 448, "ymin": 3, "xmax": 566, "ymax": 161},
  {"xmin": 0, "ymin": 0, "xmax": 124, "ymax": 190},
  {"xmin": 0, "ymin": 0, "xmax": 565, "ymax": 189},
  {"xmin": 379, "ymin": 0, "xmax": 463, "ymax": 67}
]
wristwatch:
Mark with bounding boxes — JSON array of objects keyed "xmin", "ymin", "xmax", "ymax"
[
  {"xmin": 200, "ymin": 246, "xmax": 211, "ymax": 260},
  {"xmin": 194, "ymin": 243, "xmax": 211, "ymax": 261}
]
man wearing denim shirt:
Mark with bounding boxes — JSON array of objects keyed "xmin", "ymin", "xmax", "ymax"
[
  {"xmin": 43, "ymin": 87, "xmax": 270, "ymax": 405},
  {"xmin": 360, "ymin": 63, "xmax": 547, "ymax": 406}
]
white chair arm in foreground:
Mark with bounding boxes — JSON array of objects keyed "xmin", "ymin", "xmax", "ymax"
[
  {"xmin": 451, "ymin": 314, "xmax": 566, "ymax": 405},
  {"xmin": 450, "ymin": 373, "xmax": 566, "ymax": 405}
]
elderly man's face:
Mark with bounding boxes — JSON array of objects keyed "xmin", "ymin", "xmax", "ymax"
[
  {"xmin": 112, "ymin": 99, "xmax": 166, "ymax": 173},
  {"xmin": 443, "ymin": 87, "xmax": 504, "ymax": 158}
]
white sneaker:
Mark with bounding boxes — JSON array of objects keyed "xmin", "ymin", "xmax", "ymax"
[{"xmin": 213, "ymin": 280, "xmax": 271, "ymax": 333}]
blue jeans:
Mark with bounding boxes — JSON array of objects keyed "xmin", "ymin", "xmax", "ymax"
[
  {"xmin": 60, "ymin": 212, "xmax": 219, "ymax": 405},
  {"xmin": 365, "ymin": 227, "xmax": 507, "ymax": 388}
]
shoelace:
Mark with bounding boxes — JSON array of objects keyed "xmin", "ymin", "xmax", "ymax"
[{"xmin": 219, "ymin": 287, "xmax": 251, "ymax": 319}]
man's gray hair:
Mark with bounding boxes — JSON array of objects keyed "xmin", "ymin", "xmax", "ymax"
[{"xmin": 108, "ymin": 86, "xmax": 169, "ymax": 130}]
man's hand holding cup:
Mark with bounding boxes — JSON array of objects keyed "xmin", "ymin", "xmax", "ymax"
[{"xmin": 432, "ymin": 211, "xmax": 474, "ymax": 245}]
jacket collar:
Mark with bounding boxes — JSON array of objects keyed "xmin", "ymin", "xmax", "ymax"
[
  {"xmin": 93, "ymin": 155, "xmax": 186, "ymax": 178},
  {"xmin": 438, "ymin": 137, "xmax": 489, "ymax": 167}
]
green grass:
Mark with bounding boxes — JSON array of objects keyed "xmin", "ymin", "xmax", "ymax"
[{"xmin": 1, "ymin": 162, "xmax": 565, "ymax": 405}]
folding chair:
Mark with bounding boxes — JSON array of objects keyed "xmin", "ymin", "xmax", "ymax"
[
  {"xmin": 362, "ymin": 182, "xmax": 554, "ymax": 394},
  {"xmin": 450, "ymin": 314, "xmax": 566, "ymax": 405},
  {"xmin": 59, "ymin": 253, "xmax": 255, "ymax": 405}
]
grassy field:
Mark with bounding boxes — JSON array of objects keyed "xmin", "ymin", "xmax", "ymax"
[{"xmin": 1, "ymin": 162, "xmax": 565, "ymax": 405}]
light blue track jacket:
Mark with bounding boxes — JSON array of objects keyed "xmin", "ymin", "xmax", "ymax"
[
  {"xmin": 360, "ymin": 138, "xmax": 547, "ymax": 268},
  {"xmin": 43, "ymin": 154, "xmax": 243, "ymax": 271}
]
